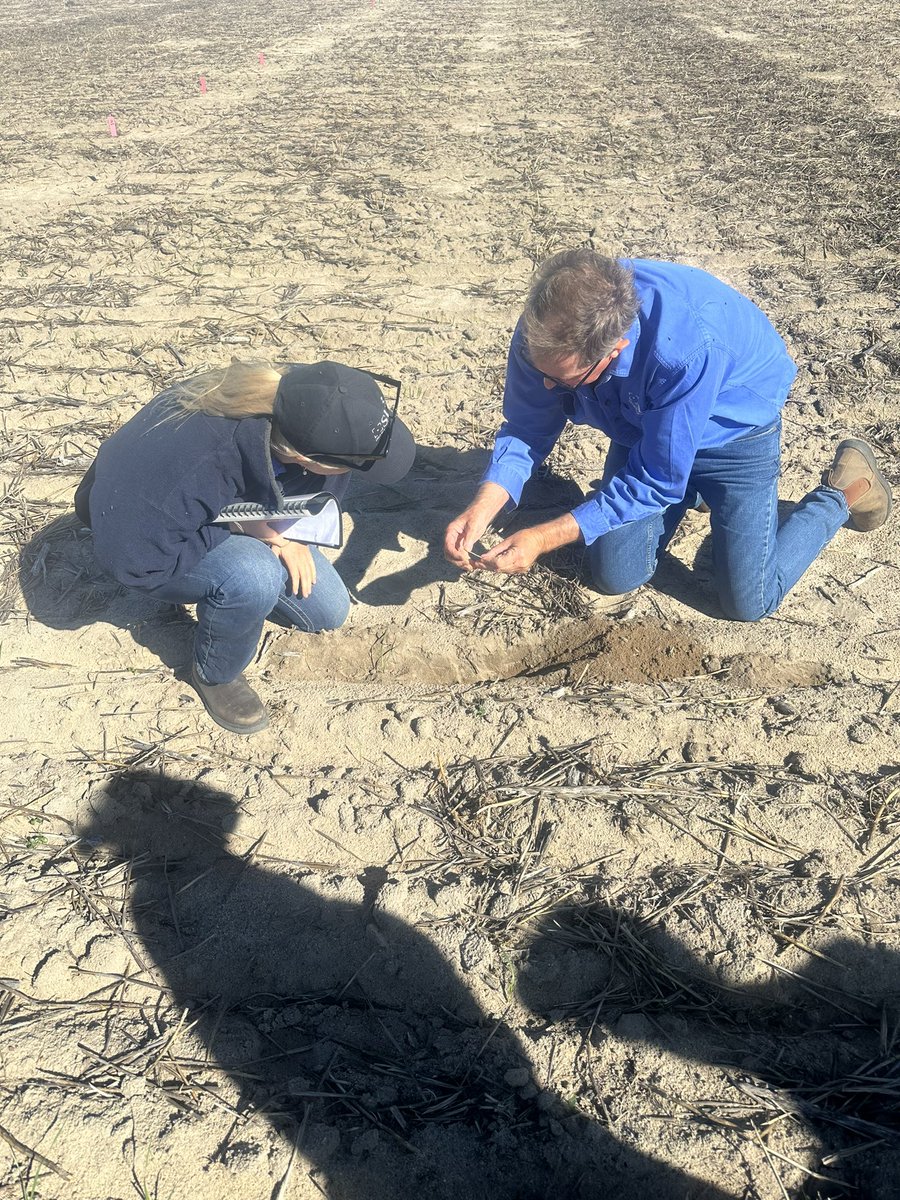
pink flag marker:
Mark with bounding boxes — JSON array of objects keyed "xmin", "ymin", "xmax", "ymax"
[
  {"xmin": 107, "ymin": 115, "xmax": 118, "ymax": 137},
  {"xmin": 199, "ymin": 75, "xmax": 207, "ymax": 94},
  {"xmin": 258, "ymin": 52, "xmax": 267, "ymax": 67}
]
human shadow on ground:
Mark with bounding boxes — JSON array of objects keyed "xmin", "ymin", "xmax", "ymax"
[
  {"xmin": 337, "ymin": 449, "xmax": 589, "ymax": 608},
  {"xmin": 17, "ymin": 514, "xmax": 197, "ymax": 675},
  {"xmin": 333, "ymin": 443, "xmax": 490, "ymax": 606},
  {"xmin": 518, "ymin": 898, "xmax": 900, "ymax": 1200},
  {"xmin": 77, "ymin": 771, "xmax": 734, "ymax": 1200}
]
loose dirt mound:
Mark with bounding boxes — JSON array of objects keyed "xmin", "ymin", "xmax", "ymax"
[{"xmin": 275, "ymin": 615, "xmax": 711, "ymax": 685}]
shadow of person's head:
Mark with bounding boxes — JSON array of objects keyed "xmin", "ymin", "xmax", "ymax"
[
  {"xmin": 77, "ymin": 769, "xmax": 483, "ymax": 1020},
  {"xmin": 517, "ymin": 897, "xmax": 900, "ymax": 1029},
  {"xmin": 517, "ymin": 896, "xmax": 900, "ymax": 1192},
  {"xmin": 79, "ymin": 767, "xmax": 237, "ymax": 859}
]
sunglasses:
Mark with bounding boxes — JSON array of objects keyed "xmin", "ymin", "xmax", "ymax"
[
  {"xmin": 539, "ymin": 355, "xmax": 606, "ymax": 391},
  {"xmin": 303, "ymin": 369, "xmax": 402, "ymax": 471}
]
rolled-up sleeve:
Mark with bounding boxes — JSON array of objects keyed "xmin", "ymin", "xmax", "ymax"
[
  {"xmin": 571, "ymin": 346, "xmax": 730, "ymax": 544},
  {"xmin": 481, "ymin": 327, "xmax": 568, "ymax": 504}
]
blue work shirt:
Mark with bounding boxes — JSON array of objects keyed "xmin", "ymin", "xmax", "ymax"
[{"xmin": 482, "ymin": 259, "xmax": 797, "ymax": 543}]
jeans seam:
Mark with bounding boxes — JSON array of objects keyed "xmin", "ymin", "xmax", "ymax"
[
  {"xmin": 732, "ymin": 419, "xmax": 780, "ymax": 445},
  {"xmin": 197, "ymin": 586, "xmax": 219, "ymax": 679},
  {"xmin": 759, "ymin": 469, "xmax": 777, "ymax": 618},
  {"xmin": 645, "ymin": 517, "xmax": 654, "ymax": 578},
  {"xmin": 274, "ymin": 595, "xmax": 316, "ymax": 633}
]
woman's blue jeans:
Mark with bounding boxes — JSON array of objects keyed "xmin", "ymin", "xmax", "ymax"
[
  {"xmin": 148, "ymin": 536, "xmax": 350, "ymax": 684},
  {"xmin": 587, "ymin": 420, "xmax": 849, "ymax": 621}
]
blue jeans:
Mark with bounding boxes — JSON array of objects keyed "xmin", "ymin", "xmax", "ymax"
[
  {"xmin": 149, "ymin": 535, "xmax": 350, "ymax": 683},
  {"xmin": 587, "ymin": 420, "xmax": 849, "ymax": 621}
]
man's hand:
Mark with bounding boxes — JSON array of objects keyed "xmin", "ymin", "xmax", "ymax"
[
  {"xmin": 444, "ymin": 482, "xmax": 511, "ymax": 571},
  {"xmin": 271, "ymin": 541, "xmax": 317, "ymax": 598},
  {"xmin": 475, "ymin": 512, "xmax": 581, "ymax": 575},
  {"xmin": 475, "ymin": 528, "xmax": 546, "ymax": 574},
  {"xmin": 444, "ymin": 510, "xmax": 491, "ymax": 572}
]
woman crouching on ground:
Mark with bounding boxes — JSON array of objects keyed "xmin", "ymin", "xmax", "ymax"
[{"xmin": 74, "ymin": 360, "xmax": 415, "ymax": 734}]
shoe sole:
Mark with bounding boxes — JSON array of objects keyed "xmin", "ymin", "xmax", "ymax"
[
  {"xmin": 836, "ymin": 438, "xmax": 893, "ymax": 531},
  {"xmin": 190, "ymin": 669, "xmax": 270, "ymax": 735}
]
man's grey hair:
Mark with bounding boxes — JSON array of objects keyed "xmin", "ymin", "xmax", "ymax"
[{"xmin": 523, "ymin": 249, "xmax": 640, "ymax": 367}]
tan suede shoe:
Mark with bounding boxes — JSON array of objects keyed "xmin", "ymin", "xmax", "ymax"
[
  {"xmin": 824, "ymin": 438, "xmax": 893, "ymax": 532},
  {"xmin": 191, "ymin": 665, "xmax": 269, "ymax": 735}
]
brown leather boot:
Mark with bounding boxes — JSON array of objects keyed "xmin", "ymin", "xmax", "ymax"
[
  {"xmin": 190, "ymin": 665, "xmax": 269, "ymax": 734},
  {"xmin": 824, "ymin": 438, "xmax": 893, "ymax": 532}
]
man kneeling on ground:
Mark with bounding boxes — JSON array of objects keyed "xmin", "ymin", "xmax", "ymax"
[{"xmin": 444, "ymin": 249, "xmax": 891, "ymax": 620}]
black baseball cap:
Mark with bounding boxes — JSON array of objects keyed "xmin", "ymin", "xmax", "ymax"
[{"xmin": 273, "ymin": 361, "xmax": 415, "ymax": 485}]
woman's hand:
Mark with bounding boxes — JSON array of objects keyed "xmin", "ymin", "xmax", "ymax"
[
  {"xmin": 271, "ymin": 541, "xmax": 317, "ymax": 598},
  {"xmin": 241, "ymin": 522, "xmax": 317, "ymax": 598}
]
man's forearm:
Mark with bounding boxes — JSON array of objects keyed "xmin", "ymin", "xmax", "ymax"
[
  {"xmin": 530, "ymin": 511, "xmax": 582, "ymax": 555},
  {"xmin": 468, "ymin": 481, "xmax": 511, "ymax": 524}
]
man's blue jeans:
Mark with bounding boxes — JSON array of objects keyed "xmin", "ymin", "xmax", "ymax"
[
  {"xmin": 587, "ymin": 420, "xmax": 849, "ymax": 621},
  {"xmin": 148, "ymin": 536, "xmax": 350, "ymax": 684}
]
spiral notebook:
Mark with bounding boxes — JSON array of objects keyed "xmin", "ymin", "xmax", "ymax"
[{"xmin": 213, "ymin": 493, "xmax": 343, "ymax": 548}]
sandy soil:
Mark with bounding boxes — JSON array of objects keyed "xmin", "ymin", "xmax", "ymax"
[{"xmin": 1, "ymin": 1, "xmax": 898, "ymax": 1197}]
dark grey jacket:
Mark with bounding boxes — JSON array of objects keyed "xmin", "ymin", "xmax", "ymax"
[{"xmin": 75, "ymin": 393, "xmax": 323, "ymax": 593}]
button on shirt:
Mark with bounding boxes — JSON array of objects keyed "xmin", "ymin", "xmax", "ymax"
[{"xmin": 481, "ymin": 259, "xmax": 797, "ymax": 544}]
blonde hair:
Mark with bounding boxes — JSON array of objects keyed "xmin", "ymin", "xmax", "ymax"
[
  {"xmin": 164, "ymin": 359, "xmax": 300, "ymax": 454},
  {"xmin": 168, "ymin": 359, "xmax": 286, "ymax": 418}
]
